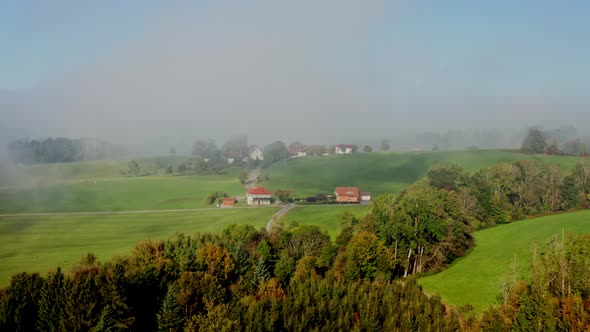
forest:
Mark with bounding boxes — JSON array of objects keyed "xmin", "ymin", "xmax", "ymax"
[{"xmin": 1, "ymin": 160, "xmax": 590, "ymax": 331}]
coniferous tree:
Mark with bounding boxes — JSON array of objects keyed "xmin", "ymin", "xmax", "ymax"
[
  {"xmin": 90, "ymin": 305, "xmax": 119, "ymax": 332},
  {"xmin": 37, "ymin": 267, "xmax": 70, "ymax": 332},
  {"xmin": 0, "ymin": 273, "xmax": 44, "ymax": 332},
  {"xmin": 157, "ymin": 285, "xmax": 184, "ymax": 332}
]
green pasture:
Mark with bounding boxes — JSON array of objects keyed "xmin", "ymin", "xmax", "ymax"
[
  {"xmin": 0, "ymin": 207, "xmax": 277, "ymax": 286},
  {"xmin": 261, "ymin": 150, "xmax": 582, "ymax": 197},
  {"xmin": 282, "ymin": 205, "xmax": 370, "ymax": 238},
  {"xmin": 419, "ymin": 210, "xmax": 590, "ymax": 312},
  {"xmin": 0, "ymin": 157, "xmax": 246, "ymax": 213}
]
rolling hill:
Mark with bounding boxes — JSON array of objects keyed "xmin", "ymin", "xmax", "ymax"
[
  {"xmin": 419, "ymin": 210, "xmax": 590, "ymax": 312},
  {"xmin": 260, "ymin": 150, "xmax": 582, "ymax": 198}
]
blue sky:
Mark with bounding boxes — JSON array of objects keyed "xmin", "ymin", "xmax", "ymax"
[
  {"xmin": 0, "ymin": 1, "xmax": 163, "ymax": 89},
  {"xmin": 1, "ymin": 1, "xmax": 589, "ymax": 146},
  {"xmin": 1, "ymin": 0, "xmax": 588, "ymax": 97}
]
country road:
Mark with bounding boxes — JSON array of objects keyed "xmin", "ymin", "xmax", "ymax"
[
  {"xmin": 0, "ymin": 206, "xmax": 277, "ymax": 217},
  {"xmin": 266, "ymin": 203, "xmax": 295, "ymax": 232}
]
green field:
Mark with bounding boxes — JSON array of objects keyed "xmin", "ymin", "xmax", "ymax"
[
  {"xmin": 261, "ymin": 150, "xmax": 582, "ymax": 197},
  {"xmin": 282, "ymin": 205, "xmax": 370, "ymax": 238},
  {"xmin": 0, "ymin": 157, "xmax": 246, "ymax": 213},
  {"xmin": 419, "ymin": 210, "xmax": 590, "ymax": 312},
  {"xmin": 0, "ymin": 208, "xmax": 277, "ymax": 286}
]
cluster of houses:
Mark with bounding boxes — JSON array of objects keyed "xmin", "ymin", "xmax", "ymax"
[
  {"xmin": 288, "ymin": 144, "xmax": 356, "ymax": 159},
  {"xmin": 227, "ymin": 145, "xmax": 264, "ymax": 165},
  {"xmin": 227, "ymin": 143, "xmax": 356, "ymax": 164},
  {"xmin": 220, "ymin": 186, "xmax": 370, "ymax": 208}
]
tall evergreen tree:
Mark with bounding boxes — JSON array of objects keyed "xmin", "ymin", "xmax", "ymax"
[
  {"xmin": 37, "ymin": 267, "xmax": 70, "ymax": 332},
  {"xmin": 157, "ymin": 285, "xmax": 184, "ymax": 332}
]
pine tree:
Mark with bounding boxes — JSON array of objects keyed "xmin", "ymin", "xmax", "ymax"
[
  {"xmin": 157, "ymin": 285, "xmax": 184, "ymax": 332},
  {"xmin": 67, "ymin": 270, "xmax": 102, "ymax": 331},
  {"xmin": 36, "ymin": 267, "xmax": 70, "ymax": 332},
  {"xmin": 90, "ymin": 305, "xmax": 118, "ymax": 332},
  {"xmin": 254, "ymin": 258, "xmax": 271, "ymax": 286}
]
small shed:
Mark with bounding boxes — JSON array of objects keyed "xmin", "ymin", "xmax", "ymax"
[{"xmin": 221, "ymin": 197, "xmax": 236, "ymax": 208}]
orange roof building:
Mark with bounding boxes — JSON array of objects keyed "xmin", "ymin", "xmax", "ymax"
[
  {"xmin": 335, "ymin": 187, "xmax": 360, "ymax": 202},
  {"xmin": 221, "ymin": 197, "xmax": 235, "ymax": 208}
]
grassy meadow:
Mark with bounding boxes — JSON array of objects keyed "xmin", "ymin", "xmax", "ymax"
[
  {"xmin": 0, "ymin": 208, "xmax": 277, "ymax": 286},
  {"xmin": 419, "ymin": 210, "xmax": 590, "ymax": 312},
  {"xmin": 0, "ymin": 156, "xmax": 246, "ymax": 213},
  {"xmin": 261, "ymin": 150, "xmax": 582, "ymax": 197},
  {"xmin": 282, "ymin": 205, "xmax": 370, "ymax": 238}
]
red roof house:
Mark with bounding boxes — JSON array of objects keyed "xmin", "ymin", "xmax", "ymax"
[
  {"xmin": 335, "ymin": 187, "xmax": 360, "ymax": 202},
  {"xmin": 247, "ymin": 187, "xmax": 272, "ymax": 205},
  {"xmin": 247, "ymin": 187, "xmax": 271, "ymax": 195}
]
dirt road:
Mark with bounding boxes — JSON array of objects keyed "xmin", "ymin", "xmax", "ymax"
[{"xmin": 244, "ymin": 165, "xmax": 262, "ymax": 189}]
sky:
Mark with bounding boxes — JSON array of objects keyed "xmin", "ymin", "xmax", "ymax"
[{"xmin": 1, "ymin": 0, "xmax": 589, "ymax": 150}]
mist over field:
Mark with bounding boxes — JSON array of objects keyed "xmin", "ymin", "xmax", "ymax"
[{"xmin": 1, "ymin": 1, "xmax": 589, "ymax": 154}]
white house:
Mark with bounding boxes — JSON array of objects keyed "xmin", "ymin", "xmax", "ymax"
[
  {"xmin": 246, "ymin": 187, "xmax": 272, "ymax": 205},
  {"xmin": 248, "ymin": 145, "xmax": 264, "ymax": 161},
  {"xmin": 289, "ymin": 144, "xmax": 308, "ymax": 158},
  {"xmin": 335, "ymin": 144, "xmax": 354, "ymax": 154}
]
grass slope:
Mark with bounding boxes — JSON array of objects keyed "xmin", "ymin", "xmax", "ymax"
[
  {"xmin": 419, "ymin": 210, "xmax": 590, "ymax": 312},
  {"xmin": 262, "ymin": 150, "xmax": 581, "ymax": 197},
  {"xmin": 0, "ymin": 157, "xmax": 246, "ymax": 213},
  {"xmin": 0, "ymin": 208, "xmax": 277, "ymax": 286},
  {"xmin": 282, "ymin": 205, "xmax": 370, "ymax": 238}
]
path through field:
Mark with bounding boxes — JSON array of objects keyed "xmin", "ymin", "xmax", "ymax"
[
  {"xmin": 266, "ymin": 203, "xmax": 295, "ymax": 232},
  {"xmin": 244, "ymin": 165, "xmax": 262, "ymax": 189}
]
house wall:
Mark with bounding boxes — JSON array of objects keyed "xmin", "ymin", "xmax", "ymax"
[
  {"xmin": 336, "ymin": 195, "xmax": 358, "ymax": 202},
  {"xmin": 247, "ymin": 194, "xmax": 271, "ymax": 205}
]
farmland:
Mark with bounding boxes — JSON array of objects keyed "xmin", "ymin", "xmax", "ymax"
[
  {"xmin": 0, "ymin": 157, "xmax": 245, "ymax": 213},
  {"xmin": 419, "ymin": 210, "xmax": 590, "ymax": 312},
  {"xmin": 0, "ymin": 207, "xmax": 277, "ymax": 286},
  {"xmin": 261, "ymin": 150, "xmax": 582, "ymax": 197}
]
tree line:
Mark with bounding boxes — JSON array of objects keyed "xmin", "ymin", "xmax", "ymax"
[
  {"xmin": 522, "ymin": 126, "xmax": 589, "ymax": 156},
  {"xmin": 0, "ymin": 225, "xmax": 460, "ymax": 331},
  {"xmin": 8, "ymin": 138, "xmax": 127, "ymax": 164}
]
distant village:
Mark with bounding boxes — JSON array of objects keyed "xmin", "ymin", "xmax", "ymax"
[{"xmin": 226, "ymin": 143, "xmax": 357, "ymax": 165}]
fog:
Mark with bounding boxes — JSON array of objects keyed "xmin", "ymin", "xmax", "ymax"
[{"xmin": 1, "ymin": 1, "xmax": 589, "ymax": 153}]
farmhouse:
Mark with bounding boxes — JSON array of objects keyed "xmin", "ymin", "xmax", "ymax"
[
  {"xmin": 335, "ymin": 144, "xmax": 354, "ymax": 154},
  {"xmin": 335, "ymin": 187, "xmax": 359, "ymax": 202},
  {"xmin": 248, "ymin": 145, "xmax": 264, "ymax": 161},
  {"xmin": 289, "ymin": 144, "xmax": 309, "ymax": 158},
  {"xmin": 247, "ymin": 186, "xmax": 272, "ymax": 206},
  {"xmin": 221, "ymin": 197, "xmax": 236, "ymax": 208}
]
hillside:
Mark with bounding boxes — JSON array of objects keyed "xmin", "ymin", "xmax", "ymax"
[
  {"xmin": 261, "ymin": 150, "xmax": 582, "ymax": 197},
  {"xmin": 419, "ymin": 210, "xmax": 590, "ymax": 312}
]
